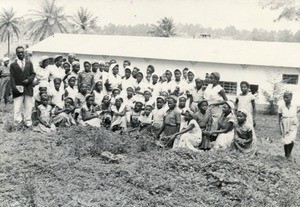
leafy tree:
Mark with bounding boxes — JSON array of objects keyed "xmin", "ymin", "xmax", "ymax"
[
  {"xmin": 0, "ymin": 8, "xmax": 20, "ymax": 55},
  {"xmin": 26, "ymin": 0, "xmax": 68, "ymax": 42},
  {"xmin": 260, "ymin": 0, "xmax": 300, "ymax": 21},
  {"xmin": 69, "ymin": 7, "xmax": 98, "ymax": 34},
  {"xmin": 148, "ymin": 17, "xmax": 176, "ymax": 37}
]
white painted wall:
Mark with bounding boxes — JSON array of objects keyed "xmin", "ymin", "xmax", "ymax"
[{"xmin": 31, "ymin": 51, "xmax": 300, "ymax": 104}]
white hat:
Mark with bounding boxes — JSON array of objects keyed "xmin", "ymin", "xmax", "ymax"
[{"xmin": 2, "ymin": 57, "xmax": 9, "ymax": 62}]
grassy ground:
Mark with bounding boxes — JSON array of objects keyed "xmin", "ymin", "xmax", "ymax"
[{"xmin": 0, "ymin": 103, "xmax": 300, "ymax": 207}]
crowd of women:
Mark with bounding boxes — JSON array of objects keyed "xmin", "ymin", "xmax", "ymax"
[{"xmin": 2, "ymin": 47, "xmax": 299, "ymax": 158}]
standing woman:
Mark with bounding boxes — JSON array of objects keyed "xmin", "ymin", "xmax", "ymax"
[
  {"xmin": 278, "ymin": 92, "xmax": 300, "ymax": 160},
  {"xmin": 49, "ymin": 55, "xmax": 68, "ymax": 87},
  {"xmin": 0, "ymin": 57, "xmax": 11, "ymax": 107},
  {"xmin": 204, "ymin": 72, "xmax": 228, "ymax": 130}
]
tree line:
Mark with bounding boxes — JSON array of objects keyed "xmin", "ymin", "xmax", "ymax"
[{"xmin": 0, "ymin": 0, "xmax": 299, "ymax": 56}]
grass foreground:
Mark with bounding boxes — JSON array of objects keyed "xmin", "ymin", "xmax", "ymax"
[{"xmin": 0, "ymin": 103, "xmax": 300, "ymax": 207}]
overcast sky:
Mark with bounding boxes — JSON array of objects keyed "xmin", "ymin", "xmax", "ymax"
[{"xmin": 1, "ymin": 0, "xmax": 299, "ymax": 32}]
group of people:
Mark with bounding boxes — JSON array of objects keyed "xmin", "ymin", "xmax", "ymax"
[{"xmin": 1, "ymin": 46, "xmax": 299, "ymax": 158}]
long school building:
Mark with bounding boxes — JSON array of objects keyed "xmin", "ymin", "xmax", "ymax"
[{"xmin": 29, "ymin": 33, "xmax": 300, "ymax": 105}]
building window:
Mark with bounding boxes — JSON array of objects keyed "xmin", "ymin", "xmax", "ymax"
[
  {"xmin": 282, "ymin": 74, "xmax": 298, "ymax": 85},
  {"xmin": 219, "ymin": 81, "xmax": 237, "ymax": 95}
]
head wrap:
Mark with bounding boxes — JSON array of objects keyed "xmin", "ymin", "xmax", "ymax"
[
  {"xmin": 72, "ymin": 61, "xmax": 80, "ymax": 67},
  {"xmin": 53, "ymin": 55, "xmax": 63, "ymax": 61},
  {"xmin": 2, "ymin": 57, "xmax": 9, "ymax": 62},
  {"xmin": 109, "ymin": 63, "xmax": 119, "ymax": 73},
  {"xmin": 168, "ymin": 95, "xmax": 178, "ymax": 103},
  {"xmin": 39, "ymin": 56, "xmax": 49, "ymax": 66},
  {"xmin": 85, "ymin": 94, "xmax": 94, "ymax": 101},
  {"xmin": 211, "ymin": 72, "xmax": 220, "ymax": 81}
]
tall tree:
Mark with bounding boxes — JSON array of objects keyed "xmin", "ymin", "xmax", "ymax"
[
  {"xmin": 0, "ymin": 8, "xmax": 20, "ymax": 55},
  {"xmin": 148, "ymin": 17, "xmax": 176, "ymax": 37},
  {"xmin": 69, "ymin": 7, "xmax": 98, "ymax": 34},
  {"xmin": 260, "ymin": 0, "xmax": 300, "ymax": 21},
  {"xmin": 26, "ymin": 0, "xmax": 68, "ymax": 42}
]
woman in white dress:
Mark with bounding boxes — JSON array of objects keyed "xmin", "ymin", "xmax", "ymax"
[
  {"xmin": 204, "ymin": 72, "xmax": 228, "ymax": 130},
  {"xmin": 278, "ymin": 92, "xmax": 300, "ymax": 160},
  {"xmin": 171, "ymin": 109, "xmax": 202, "ymax": 152}
]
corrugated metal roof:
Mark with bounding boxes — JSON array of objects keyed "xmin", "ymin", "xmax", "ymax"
[{"xmin": 29, "ymin": 33, "xmax": 300, "ymax": 68}]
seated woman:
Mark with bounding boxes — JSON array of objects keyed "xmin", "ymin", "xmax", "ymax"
[
  {"xmin": 99, "ymin": 95, "xmax": 112, "ymax": 129},
  {"xmin": 204, "ymin": 101, "xmax": 236, "ymax": 150},
  {"xmin": 232, "ymin": 110, "xmax": 256, "ymax": 155},
  {"xmin": 52, "ymin": 97, "xmax": 76, "ymax": 127},
  {"xmin": 80, "ymin": 94, "xmax": 101, "ymax": 127},
  {"xmin": 171, "ymin": 110, "xmax": 202, "ymax": 152}
]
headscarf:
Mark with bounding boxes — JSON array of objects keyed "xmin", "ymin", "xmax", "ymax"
[
  {"xmin": 211, "ymin": 72, "xmax": 220, "ymax": 81},
  {"xmin": 109, "ymin": 63, "xmax": 119, "ymax": 73},
  {"xmin": 72, "ymin": 61, "xmax": 80, "ymax": 67},
  {"xmin": 39, "ymin": 56, "xmax": 49, "ymax": 67}
]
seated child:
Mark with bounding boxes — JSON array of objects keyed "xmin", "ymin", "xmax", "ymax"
[
  {"xmin": 93, "ymin": 80, "xmax": 104, "ymax": 106},
  {"xmin": 74, "ymin": 83, "xmax": 89, "ymax": 121},
  {"xmin": 130, "ymin": 101, "xmax": 144, "ymax": 128},
  {"xmin": 194, "ymin": 100, "xmax": 212, "ymax": 150},
  {"xmin": 64, "ymin": 76, "xmax": 78, "ymax": 102},
  {"xmin": 232, "ymin": 110, "xmax": 256, "ymax": 155},
  {"xmin": 99, "ymin": 95, "xmax": 112, "ymax": 128},
  {"xmin": 110, "ymin": 96, "xmax": 127, "ymax": 132},
  {"xmin": 80, "ymin": 94, "xmax": 101, "ymax": 127},
  {"xmin": 152, "ymin": 96, "xmax": 168, "ymax": 136},
  {"xmin": 138, "ymin": 105, "xmax": 153, "ymax": 132},
  {"xmin": 52, "ymin": 97, "xmax": 76, "ymax": 127},
  {"xmin": 49, "ymin": 78, "xmax": 64, "ymax": 108},
  {"xmin": 33, "ymin": 95, "xmax": 56, "ymax": 133}
]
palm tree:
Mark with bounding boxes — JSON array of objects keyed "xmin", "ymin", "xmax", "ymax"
[
  {"xmin": 148, "ymin": 17, "xmax": 176, "ymax": 37},
  {"xmin": 69, "ymin": 7, "xmax": 98, "ymax": 34},
  {"xmin": 26, "ymin": 0, "xmax": 69, "ymax": 42},
  {"xmin": 0, "ymin": 8, "xmax": 20, "ymax": 55}
]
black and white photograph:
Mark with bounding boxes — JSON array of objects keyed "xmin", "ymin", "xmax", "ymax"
[{"xmin": 0, "ymin": 0, "xmax": 300, "ymax": 206}]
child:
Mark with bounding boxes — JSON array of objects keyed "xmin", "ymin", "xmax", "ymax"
[
  {"xmin": 52, "ymin": 97, "xmax": 76, "ymax": 127},
  {"xmin": 78, "ymin": 61, "xmax": 94, "ymax": 92},
  {"xmin": 278, "ymin": 92, "xmax": 300, "ymax": 160},
  {"xmin": 81, "ymin": 94, "xmax": 101, "ymax": 127},
  {"xmin": 62, "ymin": 62, "xmax": 71, "ymax": 76},
  {"xmin": 194, "ymin": 100, "xmax": 212, "ymax": 150},
  {"xmin": 152, "ymin": 96, "xmax": 168, "ymax": 136},
  {"xmin": 148, "ymin": 74, "xmax": 161, "ymax": 97},
  {"xmin": 130, "ymin": 101, "xmax": 144, "ymax": 128},
  {"xmin": 156, "ymin": 96, "xmax": 181, "ymax": 147},
  {"xmin": 91, "ymin": 61, "xmax": 101, "ymax": 81},
  {"xmin": 235, "ymin": 81, "xmax": 256, "ymax": 127},
  {"xmin": 93, "ymin": 80, "xmax": 104, "ymax": 105},
  {"xmin": 143, "ymin": 90, "xmax": 155, "ymax": 108},
  {"xmin": 99, "ymin": 95, "xmax": 112, "ymax": 128},
  {"xmin": 189, "ymin": 78, "xmax": 205, "ymax": 113},
  {"xmin": 64, "ymin": 76, "xmax": 78, "ymax": 102},
  {"xmin": 172, "ymin": 110, "xmax": 202, "ymax": 152},
  {"xmin": 177, "ymin": 96, "xmax": 190, "ymax": 130},
  {"xmin": 123, "ymin": 87, "xmax": 136, "ymax": 123},
  {"xmin": 34, "ymin": 83, "xmax": 48, "ymax": 107},
  {"xmin": 33, "ymin": 95, "xmax": 56, "ymax": 133},
  {"xmin": 74, "ymin": 83, "xmax": 89, "ymax": 121},
  {"xmin": 110, "ymin": 88, "xmax": 121, "ymax": 105},
  {"xmin": 171, "ymin": 69, "xmax": 184, "ymax": 97},
  {"xmin": 66, "ymin": 61, "xmax": 80, "ymax": 86},
  {"xmin": 232, "ymin": 110, "xmax": 256, "ymax": 155},
  {"xmin": 110, "ymin": 96, "xmax": 127, "ymax": 132},
  {"xmin": 49, "ymin": 78, "xmax": 64, "ymax": 108},
  {"xmin": 138, "ymin": 105, "xmax": 153, "ymax": 132}
]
